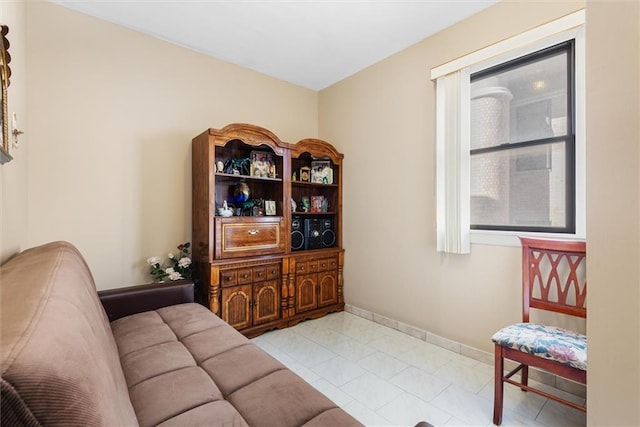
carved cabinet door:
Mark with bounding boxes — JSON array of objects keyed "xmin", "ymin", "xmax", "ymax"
[
  {"xmin": 221, "ymin": 285, "xmax": 252, "ymax": 330},
  {"xmin": 253, "ymin": 280, "xmax": 280, "ymax": 325},
  {"xmin": 295, "ymin": 274, "xmax": 318, "ymax": 313},
  {"xmin": 317, "ymin": 270, "xmax": 338, "ymax": 307}
]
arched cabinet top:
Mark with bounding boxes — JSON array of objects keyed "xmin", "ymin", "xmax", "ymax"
[
  {"xmin": 207, "ymin": 123, "xmax": 288, "ymax": 156},
  {"xmin": 291, "ymin": 138, "xmax": 343, "ymax": 165}
]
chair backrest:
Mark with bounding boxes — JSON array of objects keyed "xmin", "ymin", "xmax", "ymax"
[{"xmin": 520, "ymin": 237, "xmax": 586, "ymax": 322}]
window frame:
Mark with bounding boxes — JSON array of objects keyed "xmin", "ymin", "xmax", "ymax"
[
  {"xmin": 432, "ymin": 11, "xmax": 586, "ymax": 250},
  {"xmin": 469, "ymin": 27, "xmax": 585, "ymax": 247},
  {"xmin": 469, "ymin": 40, "xmax": 577, "ymax": 235}
]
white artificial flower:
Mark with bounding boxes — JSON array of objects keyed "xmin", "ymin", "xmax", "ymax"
[
  {"xmin": 168, "ymin": 271, "xmax": 183, "ymax": 281},
  {"xmin": 147, "ymin": 256, "xmax": 160, "ymax": 266},
  {"xmin": 178, "ymin": 257, "xmax": 192, "ymax": 268},
  {"xmin": 168, "ymin": 253, "xmax": 175, "ymax": 259},
  {"xmin": 165, "ymin": 267, "xmax": 175, "ymax": 274}
]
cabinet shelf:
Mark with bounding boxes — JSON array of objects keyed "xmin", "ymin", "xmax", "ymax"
[
  {"xmin": 292, "ymin": 211, "xmax": 337, "ymax": 216},
  {"xmin": 215, "ymin": 172, "xmax": 283, "ymax": 183},
  {"xmin": 291, "ymin": 181, "xmax": 338, "ymax": 188}
]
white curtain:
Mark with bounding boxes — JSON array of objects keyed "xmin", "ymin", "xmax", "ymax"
[{"xmin": 435, "ymin": 69, "xmax": 470, "ymax": 254}]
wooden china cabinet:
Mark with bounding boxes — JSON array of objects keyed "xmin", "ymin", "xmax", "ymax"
[{"xmin": 192, "ymin": 123, "xmax": 344, "ymax": 337}]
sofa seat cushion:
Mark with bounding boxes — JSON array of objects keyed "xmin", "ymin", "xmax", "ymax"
[
  {"xmin": 112, "ymin": 304, "xmax": 243, "ymax": 427},
  {"xmin": 492, "ymin": 322, "xmax": 587, "ymax": 370},
  {"xmin": 112, "ymin": 303, "xmax": 360, "ymax": 427},
  {"xmin": 157, "ymin": 401, "xmax": 249, "ymax": 427},
  {"xmin": 228, "ymin": 369, "xmax": 343, "ymax": 427}
]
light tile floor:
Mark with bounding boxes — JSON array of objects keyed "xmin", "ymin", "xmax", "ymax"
[{"xmin": 251, "ymin": 311, "xmax": 586, "ymax": 427}]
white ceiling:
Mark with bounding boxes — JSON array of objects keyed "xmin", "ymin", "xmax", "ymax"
[{"xmin": 50, "ymin": 0, "xmax": 499, "ymax": 91}]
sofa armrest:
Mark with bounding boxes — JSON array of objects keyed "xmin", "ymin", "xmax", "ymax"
[{"xmin": 98, "ymin": 280, "xmax": 195, "ymax": 322}]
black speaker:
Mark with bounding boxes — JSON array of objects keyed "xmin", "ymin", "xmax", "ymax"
[
  {"xmin": 321, "ymin": 218, "xmax": 336, "ymax": 248},
  {"xmin": 291, "ymin": 216, "xmax": 304, "ymax": 251},
  {"xmin": 304, "ymin": 218, "xmax": 322, "ymax": 250}
]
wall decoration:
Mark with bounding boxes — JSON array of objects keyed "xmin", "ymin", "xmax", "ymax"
[{"xmin": 0, "ymin": 25, "xmax": 12, "ymax": 164}]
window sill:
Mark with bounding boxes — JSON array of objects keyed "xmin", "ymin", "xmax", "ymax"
[{"xmin": 470, "ymin": 229, "xmax": 586, "ymax": 247}]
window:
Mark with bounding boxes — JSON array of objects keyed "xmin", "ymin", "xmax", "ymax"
[
  {"xmin": 432, "ymin": 11, "xmax": 585, "ymax": 252},
  {"xmin": 470, "ymin": 41, "xmax": 575, "ymax": 233}
]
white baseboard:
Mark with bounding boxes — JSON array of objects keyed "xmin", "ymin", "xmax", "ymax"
[{"xmin": 344, "ymin": 304, "xmax": 586, "ymax": 399}]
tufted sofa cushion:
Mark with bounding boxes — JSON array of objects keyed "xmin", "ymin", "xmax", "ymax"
[{"xmin": 112, "ymin": 303, "xmax": 358, "ymax": 427}]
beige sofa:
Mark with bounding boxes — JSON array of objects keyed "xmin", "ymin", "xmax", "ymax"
[{"xmin": 1, "ymin": 241, "xmax": 361, "ymax": 426}]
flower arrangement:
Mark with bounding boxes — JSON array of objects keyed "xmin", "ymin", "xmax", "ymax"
[{"xmin": 147, "ymin": 242, "xmax": 192, "ymax": 282}]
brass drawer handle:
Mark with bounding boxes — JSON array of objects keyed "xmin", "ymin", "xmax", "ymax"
[
  {"xmin": 256, "ymin": 272, "xmax": 264, "ymax": 277},
  {"xmin": 242, "ymin": 274, "xmax": 249, "ymax": 278},
  {"xmin": 248, "ymin": 229, "xmax": 259, "ymax": 235},
  {"xmin": 225, "ymin": 276, "xmax": 233, "ymax": 281}
]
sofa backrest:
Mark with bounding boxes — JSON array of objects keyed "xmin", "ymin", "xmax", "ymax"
[{"xmin": 1, "ymin": 241, "xmax": 139, "ymax": 426}]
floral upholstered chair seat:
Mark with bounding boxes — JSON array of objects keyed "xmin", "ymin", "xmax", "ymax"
[{"xmin": 492, "ymin": 322, "xmax": 587, "ymax": 371}]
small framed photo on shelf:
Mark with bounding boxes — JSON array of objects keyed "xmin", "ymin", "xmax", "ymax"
[
  {"xmin": 299, "ymin": 166, "xmax": 311, "ymax": 182},
  {"xmin": 311, "ymin": 160, "xmax": 333, "ymax": 184},
  {"xmin": 311, "ymin": 196, "xmax": 324, "ymax": 213},
  {"xmin": 250, "ymin": 151, "xmax": 276, "ymax": 178},
  {"xmin": 265, "ymin": 200, "xmax": 276, "ymax": 216}
]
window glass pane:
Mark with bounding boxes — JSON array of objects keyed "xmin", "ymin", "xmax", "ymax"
[
  {"xmin": 471, "ymin": 50, "xmax": 568, "ymax": 149},
  {"xmin": 470, "ymin": 141, "xmax": 567, "ymax": 229}
]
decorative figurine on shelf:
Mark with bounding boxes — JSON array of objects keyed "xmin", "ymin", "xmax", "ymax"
[
  {"xmin": 300, "ymin": 166, "xmax": 311, "ymax": 182},
  {"xmin": 223, "ymin": 158, "xmax": 251, "ymax": 175},
  {"xmin": 291, "ymin": 198, "xmax": 297, "ymax": 212},
  {"xmin": 217, "ymin": 200, "xmax": 234, "ymax": 217},
  {"xmin": 216, "ymin": 161, "xmax": 225, "ymax": 173},
  {"xmin": 231, "ymin": 182, "xmax": 250, "ymax": 204},
  {"xmin": 300, "ymin": 196, "xmax": 310, "ymax": 212}
]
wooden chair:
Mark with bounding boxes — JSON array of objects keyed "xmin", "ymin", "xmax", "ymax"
[{"xmin": 492, "ymin": 237, "xmax": 586, "ymax": 425}]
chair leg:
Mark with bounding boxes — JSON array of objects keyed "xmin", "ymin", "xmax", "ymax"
[
  {"xmin": 493, "ymin": 345, "xmax": 504, "ymax": 425},
  {"xmin": 521, "ymin": 365, "xmax": 529, "ymax": 391}
]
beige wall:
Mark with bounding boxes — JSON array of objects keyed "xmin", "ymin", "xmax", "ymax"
[
  {"xmin": 23, "ymin": 2, "xmax": 318, "ymax": 289},
  {"xmin": 585, "ymin": 1, "xmax": 639, "ymax": 425},
  {"xmin": 0, "ymin": 1, "xmax": 28, "ymax": 264},
  {"xmin": 319, "ymin": 0, "xmax": 584, "ymax": 354},
  {"xmin": 319, "ymin": 0, "xmax": 639, "ymax": 425},
  {"xmin": 4, "ymin": 0, "xmax": 639, "ymax": 424}
]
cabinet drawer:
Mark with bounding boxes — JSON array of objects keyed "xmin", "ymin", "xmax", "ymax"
[
  {"xmin": 237, "ymin": 267, "xmax": 252, "ymax": 285},
  {"xmin": 318, "ymin": 257, "xmax": 338, "ymax": 272},
  {"xmin": 220, "ymin": 270, "xmax": 237, "ymax": 286},
  {"xmin": 219, "ymin": 262, "xmax": 281, "ymax": 288},
  {"xmin": 296, "ymin": 261, "xmax": 309, "ymax": 274},
  {"xmin": 252, "ymin": 266, "xmax": 266, "ymax": 282},
  {"xmin": 265, "ymin": 264, "xmax": 280, "ymax": 280},
  {"xmin": 215, "ymin": 217, "xmax": 285, "ymax": 259}
]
